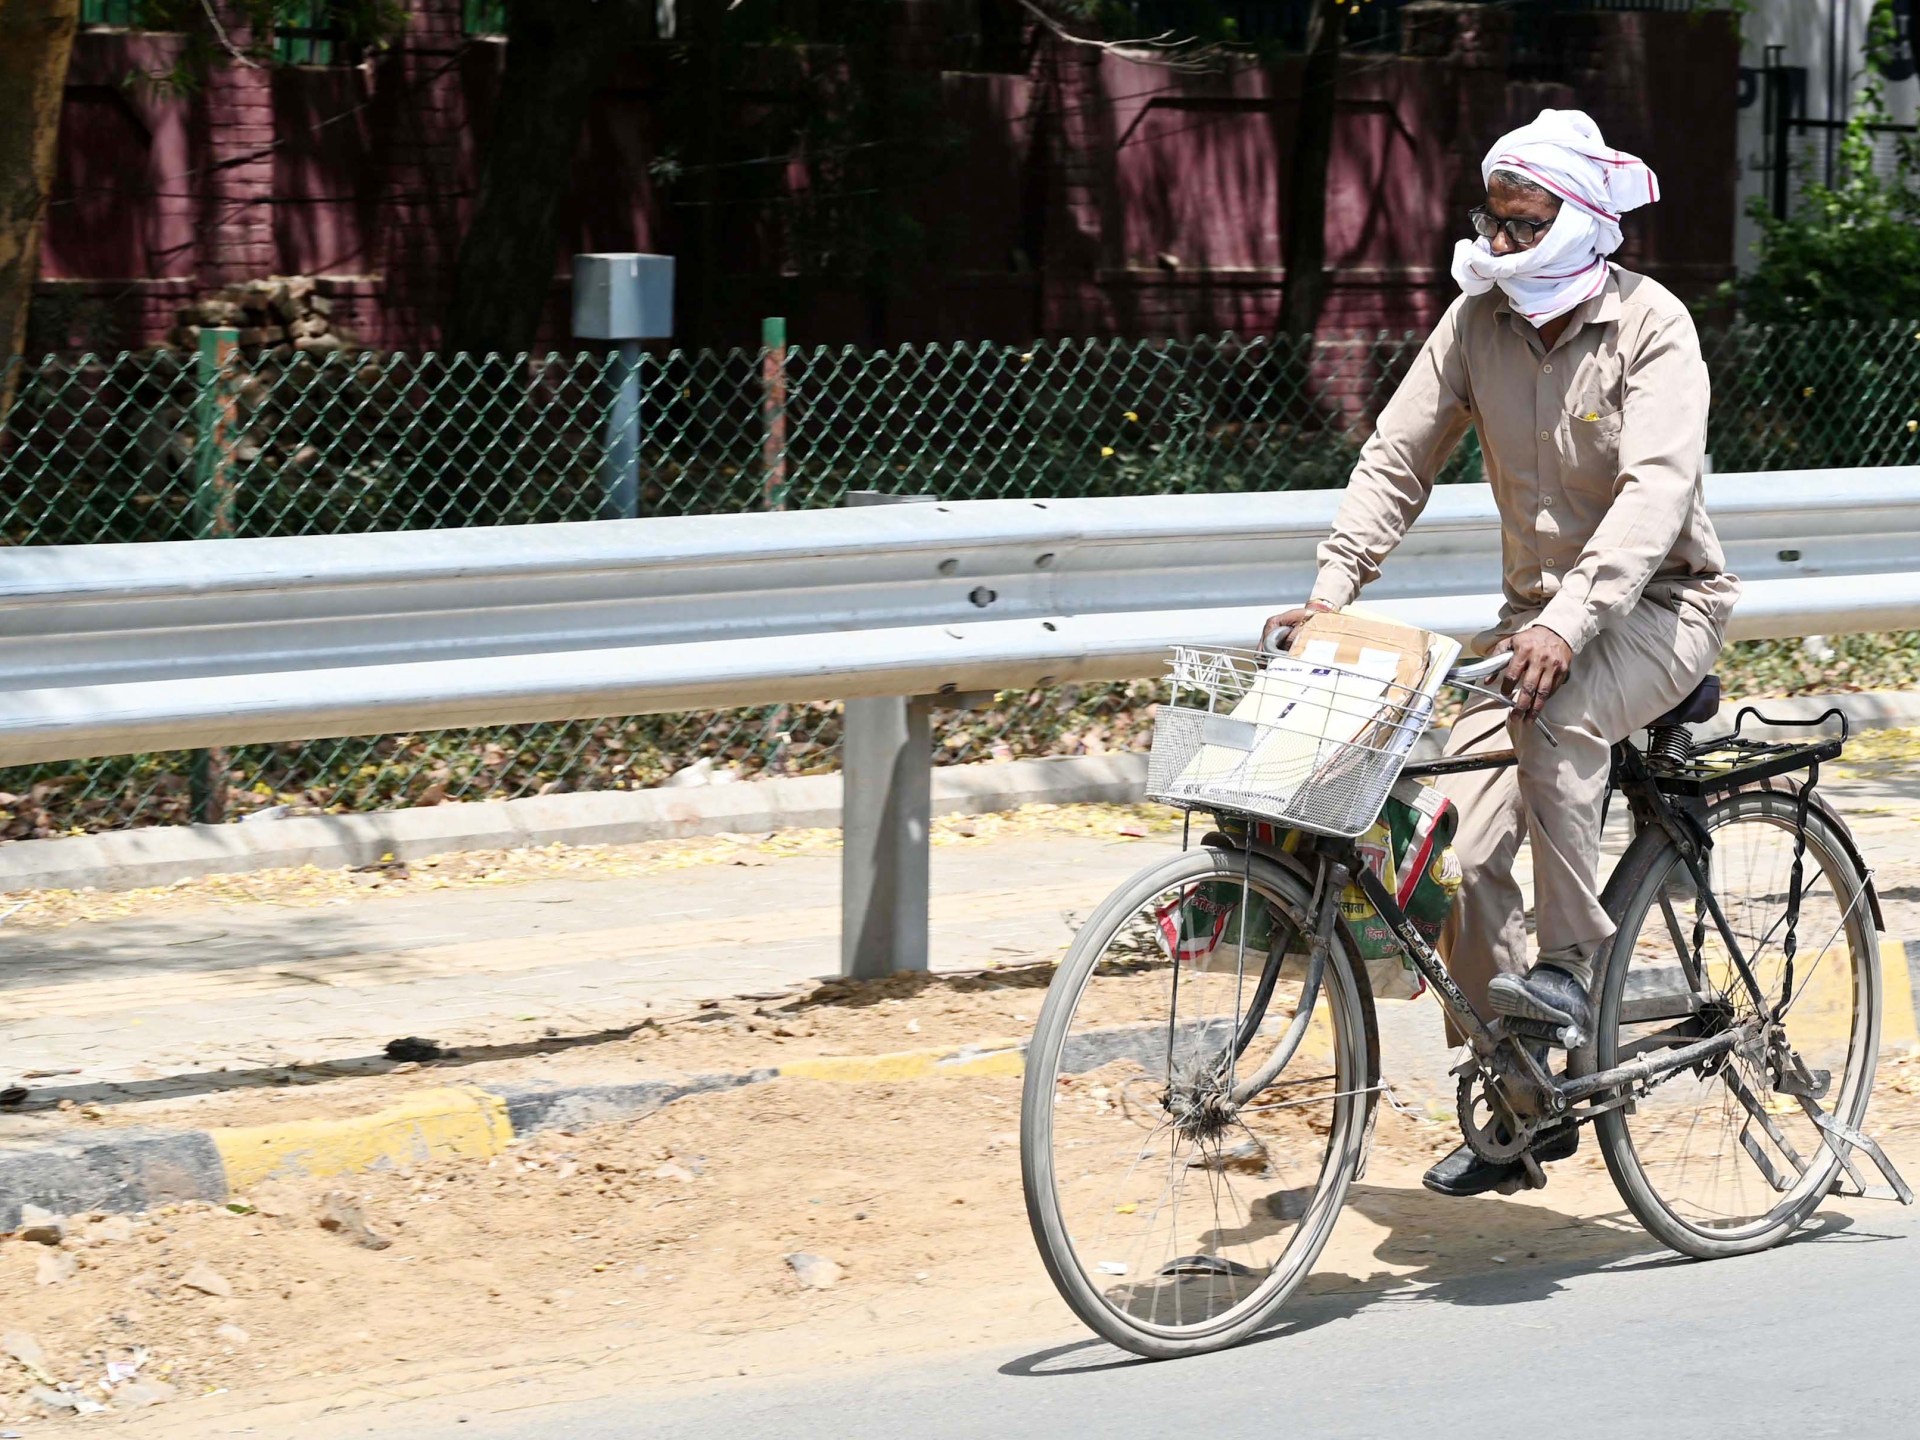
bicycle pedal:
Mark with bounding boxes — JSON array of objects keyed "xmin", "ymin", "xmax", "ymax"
[
  {"xmin": 1492, "ymin": 1155, "xmax": 1548, "ymax": 1196},
  {"xmin": 1509, "ymin": 1018, "xmax": 1585, "ymax": 1051}
]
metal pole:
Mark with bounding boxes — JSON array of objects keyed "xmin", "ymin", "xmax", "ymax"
[
  {"xmin": 841, "ymin": 693, "xmax": 932, "ymax": 979},
  {"xmin": 190, "ymin": 327, "xmax": 239, "ymax": 825},
  {"xmin": 193, "ymin": 327, "xmax": 239, "ymax": 539},
  {"xmin": 761, "ymin": 316, "xmax": 789, "ymax": 510},
  {"xmin": 600, "ymin": 339, "xmax": 642, "ymax": 520},
  {"xmin": 839, "ymin": 489, "xmax": 937, "ymax": 979}
]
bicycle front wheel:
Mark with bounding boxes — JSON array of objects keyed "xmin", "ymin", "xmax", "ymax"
[
  {"xmin": 1020, "ymin": 844, "xmax": 1376, "ymax": 1358},
  {"xmin": 1590, "ymin": 784, "xmax": 1880, "ymax": 1258}
]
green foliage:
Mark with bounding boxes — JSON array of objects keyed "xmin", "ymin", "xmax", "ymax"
[
  {"xmin": 117, "ymin": 0, "xmax": 410, "ymax": 91},
  {"xmin": 1725, "ymin": 0, "xmax": 1920, "ymax": 324}
]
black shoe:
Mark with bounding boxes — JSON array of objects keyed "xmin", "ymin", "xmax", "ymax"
[
  {"xmin": 1421, "ymin": 1122, "xmax": 1579, "ymax": 1198},
  {"xmin": 1487, "ymin": 964, "xmax": 1594, "ymax": 1049}
]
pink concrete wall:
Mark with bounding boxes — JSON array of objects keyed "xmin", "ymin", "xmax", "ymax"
[{"xmin": 32, "ymin": 3, "xmax": 1738, "ymax": 355}]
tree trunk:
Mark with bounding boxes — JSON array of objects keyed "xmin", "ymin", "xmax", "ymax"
[
  {"xmin": 1277, "ymin": 0, "xmax": 1345, "ymax": 339},
  {"xmin": 442, "ymin": 0, "xmax": 642, "ymax": 353},
  {"xmin": 0, "ymin": 0, "xmax": 79, "ymax": 383}
]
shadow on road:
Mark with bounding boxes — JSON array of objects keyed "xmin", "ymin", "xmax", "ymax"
[{"xmin": 997, "ymin": 1184, "xmax": 1898, "ymax": 1378}]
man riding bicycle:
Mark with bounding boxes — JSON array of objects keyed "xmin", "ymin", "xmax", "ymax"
[{"xmin": 1264, "ymin": 110, "xmax": 1741, "ymax": 1198}]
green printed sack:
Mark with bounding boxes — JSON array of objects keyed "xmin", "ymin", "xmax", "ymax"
[{"xmin": 1172, "ymin": 777, "xmax": 1462, "ymax": 1001}]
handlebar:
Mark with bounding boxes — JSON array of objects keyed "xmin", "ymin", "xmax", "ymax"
[{"xmin": 1448, "ymin": 653, "xmax": 1513, "ymax": 685}]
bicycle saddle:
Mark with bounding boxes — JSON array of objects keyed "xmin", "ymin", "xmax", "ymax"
[{"xmin": 1649, "ymin": 673, "xmax": 1720, "ymax": 729}]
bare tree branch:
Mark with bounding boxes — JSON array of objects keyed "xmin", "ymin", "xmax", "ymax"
[{"xmin": 1015, "ymin": 0, "xmax": 1227, "ymax": 71}]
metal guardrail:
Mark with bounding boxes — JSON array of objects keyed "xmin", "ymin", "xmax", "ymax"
[
  {"xmin": 5, "ymin": 465, "xmax": 1916, "ymax": 977},
  {"xmin": 3, "ymin": 466, "xmax": 1917, "ymax": 766}
]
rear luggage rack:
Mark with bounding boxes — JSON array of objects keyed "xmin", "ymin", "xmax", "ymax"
[{"xmin": 1646, "ymin": 706, "xmax": 1848, "ymax": 797}]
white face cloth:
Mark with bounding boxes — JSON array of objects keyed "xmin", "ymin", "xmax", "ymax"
[{"xmin": 1450, "ymin": 108, "xmax": 1661, "ymax": 325}]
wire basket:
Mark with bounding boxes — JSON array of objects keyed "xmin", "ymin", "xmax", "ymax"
[{"xmin": 1145, "ymin": 645, "xmax": 1437, "ymax": 838}]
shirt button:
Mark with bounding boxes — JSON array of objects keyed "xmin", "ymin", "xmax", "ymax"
[
  {"xmin": 1539, "ymin": 430, "xmax": 1550, "ymax": 440},
  {"xmin": 1542, "ymin": 495, "xmax": 1553, "ymax": 507},
  {"xmin": 1543, "ymin": 363, "xmax": 1553, "ymax": 373},
  {"xmin": 1544, "ymin": 559, "xmax": 1558, "ymax": 569}
]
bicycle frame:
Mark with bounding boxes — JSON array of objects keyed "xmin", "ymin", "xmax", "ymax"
[{"xmin": 1225, "ymin": 732, "xmax": 1809, "ymax": 1121}]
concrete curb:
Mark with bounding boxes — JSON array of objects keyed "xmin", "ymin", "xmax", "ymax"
[
  {"xmin": 0, "ymin": 752, "xmax": 1151, "ymax": 895},
  {"xmin": 0, "ymin": 1042, "xmax": 1024, "ymax": 1229},
  {"xmin": 11, "ymin": 911, "xmax": 1920, "ymax": 1230}
]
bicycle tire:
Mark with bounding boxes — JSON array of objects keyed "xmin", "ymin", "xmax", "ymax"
[
  {"xmin": 1588, "ymin": 784, "xmax": 1881, "ymax": 1259},
  {"xmin": 1020, "ymin": 844, "xmax": 1377, "ymax": 1358}
]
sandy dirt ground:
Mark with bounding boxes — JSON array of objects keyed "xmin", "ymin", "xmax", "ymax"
[
  {"xmin": 8, "ymin": 1038, "xmax": 1920, "ymax": 1437},
  {"xmin": 7, "ymin": 761, "xmax": 1920, "ymax": 1434}
]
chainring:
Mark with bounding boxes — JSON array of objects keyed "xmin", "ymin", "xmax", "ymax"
[{"xmin": 1456, "ymin": 1073, "xmax": 1533, "ymax": 1164}]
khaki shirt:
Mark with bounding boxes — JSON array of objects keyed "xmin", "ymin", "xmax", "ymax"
[{"xmin": 1309, "ymin": 266, "xmax": 1739, "ymax": 654}]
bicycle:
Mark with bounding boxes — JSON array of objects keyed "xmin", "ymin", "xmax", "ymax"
[{"xmin": 1019, "ymin": 642, "xmax": 1913, "ymax": 1358}]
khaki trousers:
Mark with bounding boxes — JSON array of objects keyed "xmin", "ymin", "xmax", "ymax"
[{"xmin": 1434, "ymin": 599, "xmax": 1725, "ymax": 1043}]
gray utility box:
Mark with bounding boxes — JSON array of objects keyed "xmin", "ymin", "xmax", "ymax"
[{"xmin": 572, "ymin": 253, "xmax": 675, "ymax": 340}]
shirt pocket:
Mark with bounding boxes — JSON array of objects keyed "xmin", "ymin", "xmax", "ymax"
[{"xmin": 1559, "ymin": 400, "xmax": 1623, "ymax": 489}]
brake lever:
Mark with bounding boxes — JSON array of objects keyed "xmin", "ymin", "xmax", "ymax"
[{"xmin": 1448, "ymin": 675, "xmax": 1560, "ymax": 749}]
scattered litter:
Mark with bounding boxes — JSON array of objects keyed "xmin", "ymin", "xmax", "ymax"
[
  {"xmin": 905, "ymin": 1018, "xmax": 921, "ymax": 1034},
  {"xmin": 652, "ymin": 1162, "xmax": 697, "ymax": 1183},
  {"xmin": 20, "ymin": 1067, "xmax": 79, "ymax": 1079},
  {"xmin": 1490, "ymin": 1255, "xmax": 1508, "ymax": 1264},
  {"xmin": 0, "ymin": 1086, "xmax": 26, "ymax": 1107},
  {"xmin": 785, "ymin": 1252, "xmax": 844, "ymax": 1290},
  {"xmin": 105, "ymin": 1349, "xmax": 148, "ymax": 1386},
  {"xmin": 1117, "ymin": 825, "xmax": 1149, "ymax": 838},
  {"xmin": 179, "ymin": 1262, "xmax": 234, "ymax": 1297},
  {"xmin": 317, "ymin": 1191, "xmax": 392, "ymax": 1251},
  {"xmin": 1097, "ymin": 1261, "xmax": 1128, "ymax": 1276},
  {"xmin": 384, "ymin": 1036, "xmax": 447, "ymax": 1063},
  {"xmin": 240, "ymin": 804, "xmax": 293, "ymax": 823}
]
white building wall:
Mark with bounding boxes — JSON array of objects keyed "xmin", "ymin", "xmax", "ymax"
[{"xmin": 1734, "ymin": 0, "xmax": 1918, "ymax": 271}]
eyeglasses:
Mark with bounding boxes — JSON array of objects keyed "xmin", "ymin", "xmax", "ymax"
[{"xmin": 1470, "ymin": 206, "xmax": 1555, "ymax": 248}]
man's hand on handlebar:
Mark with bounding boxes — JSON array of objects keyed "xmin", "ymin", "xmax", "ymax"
[
  {"xmin": 1258, "ymin": 599, "xmax": 1335, "ymax": 654},
  {"xmin": 1490, "ymin": 625, "xmax": 1573, "ymax": 722}
]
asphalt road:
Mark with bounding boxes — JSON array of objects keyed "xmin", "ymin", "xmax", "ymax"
[{"xmin": 363, "ymin": 1207, "xmax": 1918, "ymax": 1440}]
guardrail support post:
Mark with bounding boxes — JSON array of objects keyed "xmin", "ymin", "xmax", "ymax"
[
  {"xmin": 840, "ymin": 489, "xmax": 938, "ymax": 979},
  {"xmin": 191, "ymin": 326, "xmax": 240, "ymax": 825},
  {"xmin": 841, "ymin": 694, "xmax": 932, "ymax": 979}
]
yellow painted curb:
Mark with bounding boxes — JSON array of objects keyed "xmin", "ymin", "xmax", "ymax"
[
  {"xmin": 211, "ymin": 1085, "xmax": 516, "ymax": 1191},
  {"xmin": 1883, "ymin": 932, "xmax": 1920, "ymax": 1051},
  {"xmin": 780, "ymin": 1041, "xmax": 1026, "ymax": 1083}
]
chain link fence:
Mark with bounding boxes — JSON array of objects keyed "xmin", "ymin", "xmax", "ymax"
[{"xmin": 3, "ymin": 319, "xmax": 1917, "ymax": 839}]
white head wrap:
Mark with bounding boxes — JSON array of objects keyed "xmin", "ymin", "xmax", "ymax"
[{"xmin": 1450, "ymin": 108, "xmax": 1661, "ymax": 325}]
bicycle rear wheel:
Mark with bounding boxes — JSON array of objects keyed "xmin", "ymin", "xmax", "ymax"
[
  {"xmin": 1020, "ymin": 844, "xmax": 1376, "ymax": 1358},
  {"xmin": 1589, "ymin": 784, "xmax": 1880, "ymax": 1258}
]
